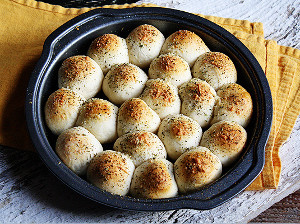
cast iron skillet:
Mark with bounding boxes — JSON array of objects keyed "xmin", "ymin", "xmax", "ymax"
[{"xmin": 25, "ymin": 7, "xmax": 272, "ymax": 211}]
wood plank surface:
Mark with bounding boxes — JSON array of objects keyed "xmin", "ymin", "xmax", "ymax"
[
  {"xmin": 251, "ymin": 190, "xmax": 300, "ymax": 223},
  {"xmin": 0, "ymin": 0, "xmax": 299, "ymax": 223},
  {"xmin": 0, "ymin": 118, "xmax": 298, "ymax": 223}
]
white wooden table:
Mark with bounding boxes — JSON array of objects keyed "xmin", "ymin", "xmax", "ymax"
[{"xmin": 0, "ymin": 0, "xmax": 299, "ymax": 223}]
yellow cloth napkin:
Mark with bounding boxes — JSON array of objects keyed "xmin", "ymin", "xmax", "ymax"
[{"xmin": 0, "ymin": 0, "xmax": 299, "ymax": 190}]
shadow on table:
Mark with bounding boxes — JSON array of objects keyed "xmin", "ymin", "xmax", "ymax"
[{"xmin": 0, "ymin": 147, "xmax": 123, "ymax": 216}]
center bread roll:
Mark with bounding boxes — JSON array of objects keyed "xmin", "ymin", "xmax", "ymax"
[
  {"xmin": 102, "ymin": 63, "xmax": 148, "ymax": 105},
  {"xmin": 158, "ymin": 114, "xmax": 202, "ymax": 161},
  {"xmin": 76, "ymin": 98, "xmax": 118, "ymax": 144},
  {"xmin": 179, "ymin": 78, "xmax": 217, "ymax": 128},
  {"xmin": 160, "ymin": 30, "xmax": 210, "ymax": 67},
  {"xmin": 130, "ymin": 159, "xmax": 178, "ymax": 199},
  {"xmin": 174, "ymin": 146, "xmax": 222, "ymax": 194},
  {"xmin": 117, "ymin": 98, "xmax": 161, "ymax": 137},
  {"xmin": 87, "ymin": 150, "xmax": 135, "ymax": 196},
  {"xmin": 113, "ymin": 131, "xmax": 167, "ymax": 167},
  {"xmin": 139, "ymin": 79, "xmax": 181, "ymax": 119}
]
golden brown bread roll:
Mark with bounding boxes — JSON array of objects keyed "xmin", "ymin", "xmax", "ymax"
[
  {"xmin": 126, "ymin": 24, "xmax": 165, "ymax": 69},
  {"xmin": 139, "ymin": 79, "xmax": 181, "ymax": 119},
  {"xmin": 158, "ymin": 114, "xmax": 202, "ymax": 161},
  {"xmin": 179, "ymin": 78, "xmax": 217, "ymax": 128},
  {"xmin": 192, "ymin": 52, "xmax": 237, "ymax": 90},
  {"xmin": 113, "ymin": 131, "xmax": 167, "ymax": 166},
  {"xmin": 160, "ymin": 30, "xmax": 210, "ymax": 67},
  {"xmin": 102, "ymin": 63, "xmax": 148, "ymax": 105},
  {"xmin": 45, "ymin": 88, "xmax": 85, "ymax": 135},
  {"xmin": 87, "ymin": 150, "xmax": 134, "ymax": 196},
  {"xmin": 148, "ymin": 53, "xmax": 192, "ymax": 87},
  {"xmin": 56, "ymin": 126, "xmax": 103, "ymax": 175},
  {"xmin": 58, "ymin": 55, "xmax": 103, "ymax": 99},
  {"xmin": 211, "ymin": 83, "xmax": 253, "ymax": 127},
  {"xmin": 76, "ymin": 98, "xmax": 118, "ymax": 144},
  {"xmin": 130, "ymin": 159, "xmax": 178, "ymax": 199},
  {"xmin": 174, "ymin": 146, "xmax": 222, "ymax": 193},
  {"xmin": 87, "ymin": 34, "xmax": 129, "ymax": 74},
  {"xmin": 117, "ymin": 98, "xmax": 160, "ymax": 137},
  {"xmin": 200, "ymin": 120, "xmax": 247, "ymax": 166}
]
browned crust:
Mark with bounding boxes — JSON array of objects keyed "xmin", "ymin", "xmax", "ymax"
[
  {"xmin": 46, "ymin": 88, "xmax": 83, "ymax": 117},
  {"xmin": 57, "ymin": 128, "xmax": 92, "ymax": 156},
  {"xmin": 218, "ymin": 83, "xmax": 252, "ymax": 115},
  {"xmin": 170, "ymin": 119, "xmax": 194, "ymax": 139},
  {"xmin": 126, "ymin": 131, "xmax": 153, "ymax": 147},
  {"xmin": 91, "ymin": 34, "xmax": 121, "ymax": 52},
  {"xmin": 209, "ymin": 122, "xmax": 246, "ymax": 151},
  {"xmin": 108, "ymin": 63, "xmax": 137, "ymax": 84},
  {"xmin": 128, "ymin": 24, "xmax": 160, "ymax": 44},
  {"xmin": 180, "ymin": 150, "xmax": 216, "ymax": 181},
  {"xmin": 147, "ymin": 80, "xmax": 175, "ymax": 104},
  {"xmin": 169, "ymin": 30, "xmax": 204, "ymax": 47},
  {"xmin": 89, "ymin": 152, "xmax": 128, "ymax": 182},
  {"xmin": 120, "ymin": 98, "xmax": 148, "ymax": 121},
  {"xmin": 60, "ymin": 56, "xmax": 96, "ymax": 81},
  {"xmin": 200, "ymin": 52, "xmax": 234, "ymax": 69},
  {"xmin": 158, "ymin": 54, "xmax": 178, "ymax": 71},
  {"xmin": 83, "ymin": 99, "xmax": 112, "ymax": 118},
  {"xmin": 138, "ymin": 161, "xmax": 172, "ymax": 195},
  {"xmin": 187, "ymin": 80, "xmax": 214, "ymax": 102}
]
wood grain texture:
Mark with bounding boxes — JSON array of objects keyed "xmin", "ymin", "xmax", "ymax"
[
  {"xmin": 0, "ymin": 0, "xmax": 299, "ymax": 223},
  {"xmin": 252, "ymin": 190, "xmax": 300, "ymax": 223},
  {"xmin": 137, "ymin": 0, "xmax": 300, "ymax": 48},
  {"xmin": 0, "ymin": 118, "xmax": 298, "ymax": 223}
]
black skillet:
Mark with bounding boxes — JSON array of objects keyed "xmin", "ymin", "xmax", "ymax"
[{"xmin": 25, "ymin": 7, "xmax": 272, "ymax": 211}]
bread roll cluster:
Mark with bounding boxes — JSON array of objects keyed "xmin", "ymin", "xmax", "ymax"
[{"xmin": 44, "ymin": 24, "xmax": 253, "ymax": 198}]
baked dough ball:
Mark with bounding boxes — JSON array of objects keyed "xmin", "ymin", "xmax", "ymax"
[
  {"xmin": 179, "ymin": 78, "xmax": 217, "ymax": 128},
  {"xmin": 87, "ymin": 150, "xmax": 134, "ymax": 196},
  {"xmin": 56, "ymin": 126, "xmax": 103, "ymax": 175},
  {"xmin": 126, "ymin": 24, "xmax": 165, "ymax": 69},
  {"xmin": 45, "ymin": 88, "xmax": 85, "ymax": 135},
  {"xmin": 130, "ymin": 159, "xmax": 178, "ymax": 199},
  {"xmin": 87, "ymin": 34, "xmax": 129, "ymax": 74},
  {"xmin": 211, "ymin": 83, "xmax": 253, "ymax": 127},
  {"xmin": 200, "ymin": 121, "xmax": 247, "ymax": 166},
  {"xmin": 148, "ymin": 53, "xmax": 192, "ymax": 87},
  {"xmin": 160, "ymin": 30, "xmax": 210, "ymax": 67},
  {"xmin": 192, "ymin": 52, "xmax": 237, "ymax": 90},
  {"xmin": 139, "ymin": 79, "xmax": 181, "ymax": 119},
  {"xmin": 76, "ymin": 98, "xmax": 118, "ymax": 144},
  {"xmin": 117, "ymin": 98, "xmax": 160, "ymax": 136},
  {"xmin": 58, "ymin": 55, "xmax": 103, "ymax": 99},
  {"xmin": 102, "ymin": 63, "xmax": 148, "ymax": 105},
  {"xmin": 113, "ymin": 131, "xmax": 167, "ymax": 166},
  {"xmin": 174, "ymin": 146, "xmax": 222, "ymax": 194},
  {"xmin": 158, "ymin": 114, "xmax": 202, "ymax": 161}
]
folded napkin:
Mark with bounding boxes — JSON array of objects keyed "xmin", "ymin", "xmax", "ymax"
[{"xmin": 0, "ymin": 0, "xmax": 299, "ymax": 190}]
